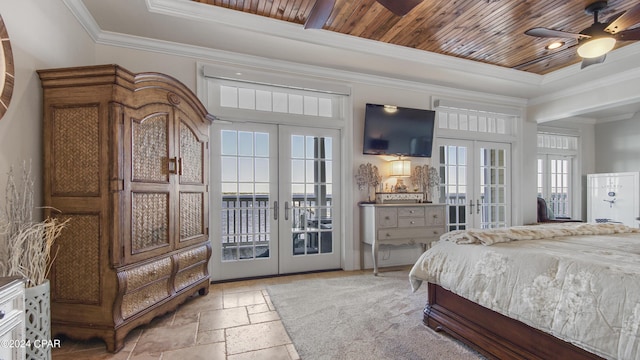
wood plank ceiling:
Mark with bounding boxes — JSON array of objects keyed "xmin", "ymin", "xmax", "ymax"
[{"xmin": 193, "ymin": 0, "xmax": 640, "ymax": 75}]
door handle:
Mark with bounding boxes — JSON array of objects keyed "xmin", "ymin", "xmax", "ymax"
[
  {"xmin": 273, "ymin": 201, "xmax": 278, "ymax": 221},
  {"xmin": 477, "ymin": 199, "xmax": 481, "ymax": 214},
  {"xmin": 168, "ymin": 157, "xmax": 178, "ymax": 174},
  {"xmin": 469, "ymin": 200, "xmax": 474, "ymax": 214},
  {"xmin": 285, "ymin": 201, "xmax": 290, "ymax": 221}
]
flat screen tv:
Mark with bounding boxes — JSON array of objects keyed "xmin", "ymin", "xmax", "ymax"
[{"xmin": 362, "ymin": 103, "xmax": 436, "ymax": 157}]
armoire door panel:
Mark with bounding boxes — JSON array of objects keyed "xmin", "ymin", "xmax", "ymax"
[
  {"xmin": 131, "ymin": 112, "xmax": 171, "ymax": 184},
  {"xmin": 130, "ymin": 192, "xmax": 171, "ymax": 254},
  {"xmin": 178, "ymin": 121, "xmax": 205, "ymax": 185},
  {"xmin": 176, "ymin": 115, "xmax": 209, "ymax": 249}
]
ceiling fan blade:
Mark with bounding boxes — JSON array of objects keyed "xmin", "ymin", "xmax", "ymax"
[
  {"xmin": 614, "ymin": 27, "xmax": 640, "ymax": 41},
  {"xmin": 304, "ymin": 0, "xmax": 336, "ymax": 29},
  {"xmin": 605, "ymin": 2, "xmax": 640, "ymax": 34},
  {"xmin": 376, "ymin": 0, "xmax": 423, "ymax": 16},
  {"xmin": 525, "ymin": 27, "xmax": 587, "ymax": 39},
  {"xmin": 581, "ymin": 54, "xmax": 606, "ymax": 69}
]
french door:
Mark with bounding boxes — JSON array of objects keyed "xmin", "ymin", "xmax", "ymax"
[
  {"xmin": 537, "ymin": 155, "xmax": 573, "ymax": 218},
  {"xmin": 210, "ymin": 122, "xmax": 341, "ymax": 280},
  {"xmin": 436, "ymin": 139, "xmax": 511, "ymax": 231}
]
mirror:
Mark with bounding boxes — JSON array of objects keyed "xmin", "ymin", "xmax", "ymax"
[{"xmin": 0, "ymin": 13, "xmax": 14, "ymax": 120}]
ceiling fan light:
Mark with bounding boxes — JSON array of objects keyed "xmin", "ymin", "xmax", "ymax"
[{"xmin": 577, "ymin": 36, "xmax": 616, "ymax": 58}]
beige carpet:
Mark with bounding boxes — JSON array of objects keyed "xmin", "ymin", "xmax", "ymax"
[{"xmin": 267, "ymin": 270, "xmax": 484, "ymax": 360}]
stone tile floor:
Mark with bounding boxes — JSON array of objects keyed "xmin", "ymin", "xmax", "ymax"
[{"xmin": 51, "ymin": 269, "xmax": 373, "ymax": 360}]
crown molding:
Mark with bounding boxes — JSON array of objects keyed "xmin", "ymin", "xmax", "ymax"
[{"xmin": 62, "ymin": 0, "xmax": 527, "ymax": 108}]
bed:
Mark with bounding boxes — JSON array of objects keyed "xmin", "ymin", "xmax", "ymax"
[{"xmin": 409, "ymin": 223, "xmax": 640, "ymax": 360}]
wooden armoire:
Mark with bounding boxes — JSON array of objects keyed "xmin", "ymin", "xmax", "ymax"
[{"xmin": 38, "ymin": 65, "xmax": 214, "ymax": 352}]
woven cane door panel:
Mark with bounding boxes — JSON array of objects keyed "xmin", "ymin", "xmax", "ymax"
[
  {"xmin": 179, "ymin": 122, "xmax": 203, "ymax": 184},
  {"xmin": 51, "ymin": 106, "xmax": 100, "ymax": 195},
  {"xmin": 51, "ymin": 214, "xmax": 100, "ymax": 304},
  {"xmin": 180, "ymin": 192, "xmax": 203, "ymax": 241},
  {"xmin": 132, "ymin": 114, "xmax": 169, "ymax": 183},
  {"xmin": 131, "ymin": 192, "xmax": 170, "ymax": 253}
]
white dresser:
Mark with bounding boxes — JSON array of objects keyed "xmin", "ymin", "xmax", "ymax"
[
  {"xmin": 0, "ymin": 277, "xmax": 26, "ymax": 360},
  {"xmin": 360, "ymin": 203, "xmax": 446, "ymax": 275}
]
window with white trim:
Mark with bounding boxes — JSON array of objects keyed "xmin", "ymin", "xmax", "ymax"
[{"xmin": 218, "ymin": 82, "xmax": 334, "ymax": 118}]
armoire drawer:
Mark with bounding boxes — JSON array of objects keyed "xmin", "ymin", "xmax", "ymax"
[
  {"xmin": 175, "ymin": 264, "xmax": 207, "ymax": 292},
  {"xmin": 120, "ymin": 279, "xmax": 171, "ymax": 319},
  {"xmin": 121, "ymin": 257, "xmax": 172, "ymax": 293},
  {"xmin": 176, "ymin": 245, "xmax": 209, "ymax": 271}
]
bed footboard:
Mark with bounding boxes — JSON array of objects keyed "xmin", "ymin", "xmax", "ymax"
[{"xmin": 424, "ymin": 283, "xmax": 604, "ymax": 360}]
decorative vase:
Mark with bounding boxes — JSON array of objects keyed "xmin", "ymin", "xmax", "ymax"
[{"xmin": 24, "ymin": 280, "xmax": 51, "ymax": 360}]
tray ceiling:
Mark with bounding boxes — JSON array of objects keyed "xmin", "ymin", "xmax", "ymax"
[{"xmin": 193, "ymin": 0, "xmax": 640, "ymax": 75}]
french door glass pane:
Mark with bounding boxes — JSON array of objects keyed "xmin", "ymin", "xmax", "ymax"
[
  {"xmin": 479, "ymin": 147, "xmax": 507, "ymax": 229},
  {"xmin": 291, "ymin": 135, "xmax": 333, "ymax": 256},
  {"xmin": 439, "ymin": 144, "xmax": 468, "ymax": 231},
  {"xmin": 220, "ymin": 130, "xmax": 271, "ymax": 261}
]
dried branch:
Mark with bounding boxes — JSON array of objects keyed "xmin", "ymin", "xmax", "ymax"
[{"xmin": 0, "ymin": 162, "xmax": 68, "ymax": 287}]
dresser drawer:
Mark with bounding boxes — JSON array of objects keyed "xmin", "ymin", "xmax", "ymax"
[
  {"xmin": 425, "ymin": 207, "xmax": 445, "ymax": 226},
  {"xmin": 376, "ymin": 208, "xmax": 398, "ymax": 228},
  {"xmin": 398, "ymin": 217, "xmax": 426, "ymax": 227},
  {"xmin": 378, "ymin": 227, "xmax": 445, "ymax": 241},
  {"xmin": 378, "ymin": 228, "xmax": 426, "ymax": 241},
  {"xmin": 398, "ymin": 207, "xmax": 425, "ymax": 217}
]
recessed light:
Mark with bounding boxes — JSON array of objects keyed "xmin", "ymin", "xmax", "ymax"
[{"xmin": 546, "ymin": 41, "xmax": 565, "ymax": 50}]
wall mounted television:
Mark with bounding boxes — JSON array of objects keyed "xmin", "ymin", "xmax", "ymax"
[{"xmin": 362, "ymin": 103, "xmax": 436, "ymax": 158}]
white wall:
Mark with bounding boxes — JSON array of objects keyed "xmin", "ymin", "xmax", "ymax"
[
  {"xmin": 0, "ymin": 0, "xmax": 95, "ymax": 219},
  {"xmin": 594, "ymin": 113, "xmax": 640, "ymax": 173}
]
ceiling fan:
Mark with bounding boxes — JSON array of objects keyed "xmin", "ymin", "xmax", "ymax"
[
  {"xmin": 304, "ymin": 0, "xmax": 423, "ymax": 29},
  {"xmin": 525, "ymin": 1, "xmax": 640, "ymax": 69}
]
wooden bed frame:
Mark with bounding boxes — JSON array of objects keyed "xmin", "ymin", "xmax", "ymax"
[{"xmin": 424, "ymin": 283, "xmax": 605, "ymax": 360}]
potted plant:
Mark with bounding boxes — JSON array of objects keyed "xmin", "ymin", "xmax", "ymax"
[{"xmin": 0, "ymin": 162, "xmax": 68, "ymax": 360}]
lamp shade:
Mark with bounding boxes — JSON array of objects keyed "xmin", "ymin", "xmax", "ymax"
[
  {"xmin": 577, "ymin": 36, "xmax": 616, "ymax": 58},
  {"xmin": 390, "ymin": 159, "xmax": 411, "ymax": 177}
]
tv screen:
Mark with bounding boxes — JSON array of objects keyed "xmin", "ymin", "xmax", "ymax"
[{"xmin": 362, "ymin": 103, "xmax": 436, "ymax": 157}]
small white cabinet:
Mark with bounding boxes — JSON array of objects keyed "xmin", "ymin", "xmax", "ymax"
[
  {"xmin": 360, "ymin": 203, "xmax": 446, "ymax": 275},
  {"xmin": 0, "ymin": 277, "xmax": 25, "ymax": 360}
]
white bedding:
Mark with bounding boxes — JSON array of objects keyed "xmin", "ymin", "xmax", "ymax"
[{"xmin": 409, "ymin": 223, "xmax": 640, "ymax": 360}]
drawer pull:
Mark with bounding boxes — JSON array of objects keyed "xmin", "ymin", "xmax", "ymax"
[
  {"xmin": 0, "ymin": 310, "xmax": 4, "ymax": 320},
  {"xmin": 385, "ymin": 216, "xmax": 390, "ymax": 220},
  {"xmin": 409, "ymin": 210, "xmax": 415, "ymax": 214},
  {"xmin": 385, "ymin": 233, "xmax": 391, "ymax": 237},
  {"xmin": 433, "ymin": 231, "xmax": 439, "ymax": 235},
  {"xmin": 410, "ymin": 221, "xmax": 415, "ymax": 224}
]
